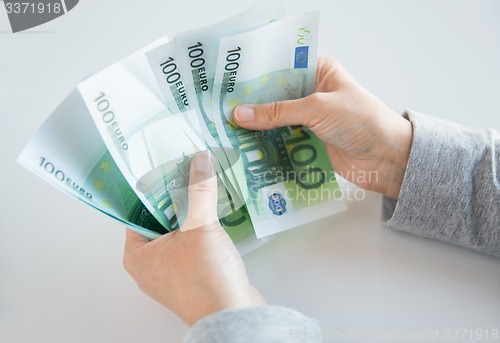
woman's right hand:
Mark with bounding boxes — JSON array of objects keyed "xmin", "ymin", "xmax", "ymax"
[{"xmin": 233, "ymin": 57, "xmax": 413, "ymax": 199}]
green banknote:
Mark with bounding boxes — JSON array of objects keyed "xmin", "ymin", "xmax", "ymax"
[
  {"xmin": 78, "ymin": 37, "xmax": 184, "ymax": 230},
  {"xmin": 18, "ymin": 89, "xmax": 167, "ymax": 239},
  {"xmin": 145, "ymin": 40, "xmax": 245, "ymax": 212},
  {"xmin": 77, "ymin": 37, "xmax": 239, "ymax": 229},
  {"xmin": 146, "ymin": 41, "xmax": 204, "ymax": 143},
  {"xmin": 174, "ymin": 4, "xmax": 288, "ymax": 203},
  {"xmin": 212, "ymin": 12, "xmax": 346, "ymax": 238},
  {"xmin": 19, "ymin": 89, "xmax": 265, "ymax": 253},
  {"xmin": 20, "ymin": 8, "xmax": 348, "ymax": 251},
  {"xmin": 76, "ymin": 37, "xmax": 265, "ymax": 251}
]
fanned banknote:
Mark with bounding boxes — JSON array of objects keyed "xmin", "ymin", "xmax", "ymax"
[
  {"xmin": 19, "ymin": 89, "xmax": 264, "ymax": 253},
  {"xmin": 145, "ymin": 40, "xmax": 245, "ymax": 212},
  {"xmin": 20, "ymin": 6, "xmax": 348, "ymax": 250},
  {"xmin": 174, "ymin": 4, "xmax": 288, "ymax": 203},
  {"xmin": 77, "ymin": 37, "xmax": 184, "ymax": 230},
  {"xmin": 212, "ymin": 12, "xmax": 346, "ymax": 238},
  {"xmin": 145, "ymin": 41, "xmax": 205, "ymax": 144},
  {"xmin": 18, "ymin": 89, "xmax": 166, "ymax": 239},
  {"xmin": 77, "ymin": 37, "xmax": 247, "ymax": 233}
]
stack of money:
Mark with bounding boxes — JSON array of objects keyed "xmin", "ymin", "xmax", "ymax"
[{"xmin": 19, "ymin": 5, "xmax": 346, "ymax": 254}]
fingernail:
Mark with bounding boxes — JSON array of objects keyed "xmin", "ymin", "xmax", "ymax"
[
  {"xmin": 235, "ymin": 106, "xmax": 254, "ymax": 122},
  {"xmin": 192, "ymin": 151, "xmax": 215, "ymax": 176}
]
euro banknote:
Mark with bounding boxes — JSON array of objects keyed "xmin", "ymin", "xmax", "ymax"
[
  {"xmin": 77, "ymin": 37, "xmax": 260, "ymax": 246},
  {"xmin": 19, "ymin": 89, "xmax": 265, "ymax": 253},
  {"xmin": 174, "ymin": 4, "xmax": 288, "ymax": 202},
  {"xmin": 18, "ymin": 89, "xmax": 167, "ymax": 239},
  {"xmin": 174, "ymin": 3, "xmax": 286, "ymax": 134},
  {"xmin": 145, "ymin": 40, "xmax": 204, "ymax": 141},
  {"xmin": 145, "ymin": 40, "xmax": 245, "ymax": 211},
  {"xmin": 211, "ymin": 12, "xmax": 346, "ymax": 238},
  {"xmin": 20, "ymin": 6, "xmax": 347, "ymax": 250}
]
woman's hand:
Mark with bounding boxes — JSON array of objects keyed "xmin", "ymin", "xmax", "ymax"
[
  {"xmin": 123, "ymin": 152, "xmax": 265, "ymax": 326},
  {"xmin": 234, "ymin": 57, "xmax": 413, "ymax": 199}
]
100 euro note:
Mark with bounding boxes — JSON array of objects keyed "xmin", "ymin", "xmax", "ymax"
[
  {"xmin": 145, "ymin": 41, "xmax": 198, "ymax": 132},
  {"xmin": 174, "ymin": 4, "xmax": 288, "ymax": 203},
  {"xmin": 174, "ymin": 3, "xmax": 287, "ymax": 133},
  {"xmin": 77, "ymin": 38, "xmax": 266, "ymax": 252},
  {"xmin": 78, "ymin": 37, "xmax": 212, "ymax": 230},
  {"xmin": 145, "ymin": 40, "xmax": 245, "ymax": 212},
  {"xmin": 212, "ymin": 12, "xmax": 347, "ymax": 238},
  {"xmin": 18, "ymin": 89, "xmax": 167, "ymax": 239},
  {"xmin": 18, "ymin": 89, "xmax": 266, "ymax": 254}
]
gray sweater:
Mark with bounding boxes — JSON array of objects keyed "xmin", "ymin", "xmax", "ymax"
[{"xmin": 183, "ymin": 111, "xmax": 500, "ymax": 343}]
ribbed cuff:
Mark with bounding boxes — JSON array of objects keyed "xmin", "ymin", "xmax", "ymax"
[
  {"xmin": 184, "ymin": 306, "xmax": 322, "ymax": 343},
  {"xmin": 382, "ymin": 111, "xmax": 500, "ymax": 256}
]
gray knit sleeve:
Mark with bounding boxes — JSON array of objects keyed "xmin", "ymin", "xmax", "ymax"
[
  {"xmin": 383, "ymin": 111, "xmax": 500, "ymax": 256},
  {"xmin": 183, "ymin": 306, "xmax": 322, "ymax": 343}
]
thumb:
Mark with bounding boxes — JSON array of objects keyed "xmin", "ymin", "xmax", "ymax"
[
  {"xmin": 124, "ymin": 228, "xmax": 150, "ymax": 255},
  {"xmin": 181, "ymin": 151, "xmax": 219, "ymax": 232},
  {"xmin": 233, "ymin": 95, "xmax": 317, "ymax": 130}
]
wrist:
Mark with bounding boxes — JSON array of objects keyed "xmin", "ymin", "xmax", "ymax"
[
  {"xmin": 379, "ymin": 115, "xmax": 413, "ymax": 199},
  {"xmin": 185, "ymin": 285, "xmax": 266, "ymax": 326}
]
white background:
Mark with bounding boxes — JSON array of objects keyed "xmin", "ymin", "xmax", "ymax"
[{"xmin": 1, "ymin": 1, "xmax": 499, "ymax": 342}]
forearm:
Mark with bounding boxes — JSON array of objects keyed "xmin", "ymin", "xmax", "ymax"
[{"xmin": 383, "ymin": 111, "xmax": 500, "ymax": 256}]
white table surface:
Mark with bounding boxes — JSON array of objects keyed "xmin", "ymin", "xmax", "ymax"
[{"xmin": 1, "ymin": 1, "xmax": 499, "ymax": 342}]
